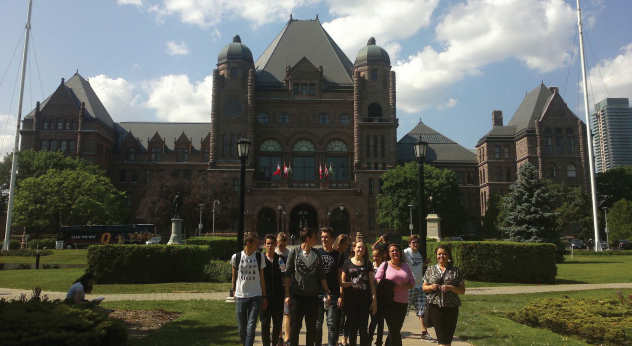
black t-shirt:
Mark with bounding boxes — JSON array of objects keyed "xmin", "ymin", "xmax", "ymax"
[
  {"xmin": 342, "ymin": 257, "xmax": 373, "ymax": 292},
  {"xmin": 317, "ymin": 248, "xmax": 342, "ymax": 294},
  {"xmin": 263, "ymin": 253, "xmax": 283, "ymax": 301}
]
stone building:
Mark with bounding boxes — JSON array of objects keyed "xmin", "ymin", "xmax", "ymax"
[{"xmin": 476, "ymin": 83, "xmax": 589, "ymax": 216}]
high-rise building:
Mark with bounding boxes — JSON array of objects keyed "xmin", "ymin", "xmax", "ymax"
[{"xmin": 591, "ymin": 98, "xmax": 632, "ymax": 172}]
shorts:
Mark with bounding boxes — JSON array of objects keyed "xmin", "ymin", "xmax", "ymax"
[{"xmin": 408, "ymin": 286, "xmax": 426, "ymax": 316}]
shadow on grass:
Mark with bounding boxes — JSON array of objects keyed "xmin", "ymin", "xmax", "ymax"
[
  {"xmin": 555, "ymin": 279, "xmax": 588, "ymax": 284},
  {"xmin": 131, "ymin": 320, "xmax": 239, "ymax": 346},
  {"xmin": 562, "ymin": 260, "xmax": 622, "ymax": 264}
]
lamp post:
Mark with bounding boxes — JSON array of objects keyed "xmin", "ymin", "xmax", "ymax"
[
  {"xmin": 408, "ymin": 203, "xmax": 415, "ymax": 236},
  {"xmin": 277, "ymin": 205, "xmax": 284, "ymax": 234},
  {"xmin": 198, "ymin": 203, "xmax": 204, "ymax": 236},
  {"xmin": 603, "ymin": 206, "xmax": 609, "ymax": 249},
  {"xmin": 212, "ymin": 200, "xmax": 220, "ymax": 235},
  {"xmin": 414, "ymin": 136, "xmax": 428, "ymax": 256},
  {"xmin": 237, "ymin": 138, "xmax": 250, "ymax": 249}
]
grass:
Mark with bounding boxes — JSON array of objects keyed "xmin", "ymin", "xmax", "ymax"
[
  {"xmin": 556, "ymin": 254, "xmax": 632, "ymax": 284},
  {"xmin": 103, "ymin": 300, "xmax": 240, "ymax": 346},
  {"xmin": 0, "ymin": 249, "xmax": 88, "ymax": 265}
]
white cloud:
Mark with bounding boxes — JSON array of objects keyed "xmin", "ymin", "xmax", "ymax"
[
  {"xmin": 117, "ymin": 0, "xmax": 143, "ymax": 6},
  {"xmin": 587, "ymin": 43, "xmax": 632, "ymax": 104},
  {"xmin": 165, "ymin": 41, "xmax": 190, "ymax": 56},
  {"xmin": 144, "ymin": 74, "xmax": 213, "ymax": 122},
  {"xmin": 394, "ymin": 0, "xmax": 577, "ymax": 113},
  {"xmin": 149, "ymin": 0, "xmax": 317, "ymax": 28},
  {"xmin": 89, "ymin": 75, "xmax": 143, "ymax": 121},
  {"xmin": 323, "ymin": 0, "xmax": 439, "ymax": 61},
  {"xmin": 0, "ymin": 114, "xmax": 17, "ymax": 158}
]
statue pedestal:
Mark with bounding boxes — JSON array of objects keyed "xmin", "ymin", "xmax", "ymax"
[
  {"xmin": 426, "ymin": 214, "xmax": 442, "ymax": 241},
  {"xmin": 167, "ymin": 218, "xmax": 184, "ymax": 245}
]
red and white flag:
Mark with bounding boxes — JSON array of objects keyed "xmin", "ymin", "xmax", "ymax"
[
  {"xmin": 282, "ymin": 162, "xmax": 288, "ymax": 176},
  {"xmin": 324, "ymin": 164, "xmax": 329, "ymax": 179},
  {"xmin": 273, "ymin": 163, "xmax": 281, "ymax": 176},
  {"xmin": 319, "ymin": 163, "xmax": 323, "ymax": 180}
]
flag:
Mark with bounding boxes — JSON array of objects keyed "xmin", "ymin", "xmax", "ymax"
[
  {"xmin": 319, "ymin": 163, "xmax": 323, "ymax": 180},
  {"xmin": 273, "ymin": 163, "xmax": 281, "ymax": 176},
  {"xmin": 329, "ymin": 163, "xmax": 334, "ymax": 176},
  {"xmin": 283, "ymin": 162, "xmax": 288, "ymax": 176},
  {"xmin": 324, "ymin": 164, "xmax": 329, "ymax": 178},
  {"xmin": 287, "ymin": 163, "xmax": 293, "ymax": 177}
]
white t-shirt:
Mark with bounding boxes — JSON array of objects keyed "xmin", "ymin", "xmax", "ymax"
[
  {"xmin": 404, "ymin": 247, "xmax": 424, "ymax": 287},
  {"xmin": 66, "ymin": 282, "xmax": 85, "ymax": 302},
  {"xmin": 231, "ymin": 250, "xmax": 266, "ymax": 298}
]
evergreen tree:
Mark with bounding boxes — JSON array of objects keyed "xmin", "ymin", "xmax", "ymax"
[{"xmin": 502, "ymin": 162, "xmax": 558, "ymax": 243}]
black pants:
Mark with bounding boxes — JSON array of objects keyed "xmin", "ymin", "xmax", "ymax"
[
  {"xmin": 427, "ymin": 304, "xmax": 459, "ymax": 345},
  {"xmin": 345, "ymin": 291, "xmax": 371, "ymax": 346},
  {"xmin": 383, "ymin": 302, "xmax": 407, "ymax": 346},
  {"xmin": 289, "ymin": 294, "xmax": 319, "ymax": 346},
  {"xmin": 368, "ymin": 309, "xmax": 384, "ymax": 346},
  {"xmin": 260, "ymin": 298, "xmax": 283, "ymax": 346}
]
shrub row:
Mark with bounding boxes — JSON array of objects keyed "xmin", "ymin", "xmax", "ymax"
[
  {"xmin": 426, "ymin": 241, "xmax": 557, "ymax": 283},
  {"xmin": 28, "ymin": 238, "xmax": 58, "ymax": 249},
  {"xmin": 88, "ymin": 245, "xmax": 215, "ymax": 284},
  {"xmin": 571, "ymin": 249, "xmax": 632, "ymax": 256},
  {"xmin": 186, "ymin": 236, "xmax": 238, "ymax": 260},
  {"xmin": 509, "ymin": 296, "xmax": 631, "ymax": 345},
  {"xmin": 0, "ymin": 248, "xmax": 53, "ymax": 257},
  {"xmin": 0, "ymin": 295, "xmax": 127, "ymax": 346},
  {"xmin": 204, "ymin": 260, "xmax": 232, "ymax": 282}
]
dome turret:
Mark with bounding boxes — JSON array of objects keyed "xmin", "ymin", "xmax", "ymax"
[
  {"xmin": 217, "ymin": 35, "xmax": 254, "ymax": 65},
  {"xmin": 354, "ymin": 37, "xmax": 390, "ymax": 67}
]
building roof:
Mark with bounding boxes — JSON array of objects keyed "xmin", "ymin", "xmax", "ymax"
[
  {"xmin": 254, "ymin": 19, "xmax": 354, "ymax": 86},
  {"xmin": 507, "ymin": 83, "xmax": 553, "ymax": 131},
  {"xmin": 218, "ymin": 35, "xmax": 254, "ymax": 65},
  {"xmin": 116, "ymin": 122, "xmax": 210, "ymax": 151},
  {"xmin": 354, "ymin": 37, "xmax": 390, "ymax": 67},
  {"xmin": 25, "ymin": 73, "xmax": 115, "ymax": 128},
  {"xmin": 398, "ymin": 120, "xmax": 477, "ymax": 163}
]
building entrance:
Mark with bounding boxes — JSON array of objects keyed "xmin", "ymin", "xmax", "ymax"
[
  {"xmin": 289, "ymin": 204, "xmax": 318, "ymax": 239},
  {"xmin": 329, "ymin": 207, "xmax": 350, "ymax": 236},
  {"xmin": 256, "ymin": 207, "xmax": 277, "ymax": 237}
]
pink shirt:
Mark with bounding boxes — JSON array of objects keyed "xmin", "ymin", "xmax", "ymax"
[{"xmin": 375, "ymin": 261, "xmax": 415, "ymax": 304}]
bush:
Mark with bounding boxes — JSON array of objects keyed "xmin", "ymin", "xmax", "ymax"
[
  {"xmin": 0, "ymin": 239, "xmax": 21, "ymax": 249},
  {"xmin": 509, "ymin": 295, "xmax": 632, "ymax": 345},
  {"xmin": 426, "ymin": 241, "xmax": 557, "ymax": 283},
  {"xmin": 187, "ymin": 236, "xmax": 239, "ymax": 260},
  {"xmin": 88, "ymin": 244, "xmax": 215, "ymax": 284},
  {"xmin": 0, "ymin": 290, "xmax": 128, "ymax": 346},
  {"xmin": 571, "ymin": 249, "xmax": 632, "ymax": 256},
  {"xmin": 204, "ymin": 260, "xmax": 232, "ymax": 282},
  {"xmin": 0, "ymin": 248, "xmax": 53, "ymax": 257},
  {"xmin": 28, "ymin": 238, "xmax": 57, "ymax": 249}
]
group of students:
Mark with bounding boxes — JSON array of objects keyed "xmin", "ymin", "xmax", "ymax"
[{"xmin": 230, "ymin": 228, "xmax": 465, "ymax": 346}]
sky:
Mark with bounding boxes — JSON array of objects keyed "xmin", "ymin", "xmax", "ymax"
[{"xmin": 1, "ymin": 0, "xmax": 631, "ymax": 157}]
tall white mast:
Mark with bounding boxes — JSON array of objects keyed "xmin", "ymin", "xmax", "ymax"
[
  {"xmin": 2, "ymin": 0, "xmax": 33, "ymax": 251},
  {"xmin": 576, "ymin": 0, "xmax": 602, "ymax": 252}
]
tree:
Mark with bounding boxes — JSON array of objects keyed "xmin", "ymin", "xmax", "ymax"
[
  {"xmin": 377, "ymin": 161, "xmax": 466, "ymax": 236},
  {"xmin": 502, "ymin": 163, "xmax": 558, "ymax": 244},
  {"xmin": 482, "ymin": 193, "xmax": 504, "ymax": 239},
  {"xmin": 546, "ymin": 182, "xmax": 593, "ymax": 241},
  {"xmin": 13, "ymin": 169, "xmax": 127, "ymax": 232},
  {"xmin": 607, "ymin": 199, "xmax": 632, "ymax": 242},
  {"xmin": 597, "ymin": 166, "xmax": 632, "ymax": 207}
]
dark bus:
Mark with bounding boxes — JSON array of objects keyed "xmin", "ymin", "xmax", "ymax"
[{"xmin": 56, "ymin": 224, "xmax": 156, "ymax": 249}]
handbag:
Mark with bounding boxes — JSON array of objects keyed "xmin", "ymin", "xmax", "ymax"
[{"xmin": 376, "ymin": 262, "xmax": 394, "ymax": 316}]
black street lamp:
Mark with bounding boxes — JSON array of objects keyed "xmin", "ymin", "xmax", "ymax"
[
  {"xmin": 237, "ymin": 137, "xmax": 250, "ymax": 249},
  {"xmin": 414, "ymin": 136, "xmax": 428, "ymax": 256}
]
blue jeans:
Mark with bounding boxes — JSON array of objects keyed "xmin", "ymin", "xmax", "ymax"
[
  {"xmin": 315, "ymin": 294, "xmax": 341, "ymax": 346},
  {"xmin": 236, "ymin": 296, "xmax": 262, "ymax": 346}
]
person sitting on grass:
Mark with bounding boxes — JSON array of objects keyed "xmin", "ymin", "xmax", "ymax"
[{"xmin": 66, "ymin": 272, "xmax": 103, "ymax": 304}]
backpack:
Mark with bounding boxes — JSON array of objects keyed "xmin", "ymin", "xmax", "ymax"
[{"xmin": 235, "ymin": 251, "xmax": 262, "ymax": 273}]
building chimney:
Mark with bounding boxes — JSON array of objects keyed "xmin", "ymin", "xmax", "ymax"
[{"xmin": 492, "ymin": 110, "xmax": 503, "ymax": 127}]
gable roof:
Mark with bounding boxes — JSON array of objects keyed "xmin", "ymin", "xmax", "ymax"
[
  {"xmin": 255, "ymin": 19, "xmax": 354, "ymax": 86},
  {"xmin": 116, "ymin": 122, "xmax": 210, "ymax": 151},
  {"xmin": 25, "ymin": 73, "xmax": 115, "ymax": 128},
  {"xmin": 398, "ymin": 120, "xmax": 476, "ymax": 163},
  {"xmin": 507, "ymin": 83, "xmax": 553, "ymax": 131}
]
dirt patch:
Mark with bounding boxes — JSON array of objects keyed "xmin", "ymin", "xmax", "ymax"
[{"xmin": 109, "ymin": 309, "xmax": 181, "ymax": 338}]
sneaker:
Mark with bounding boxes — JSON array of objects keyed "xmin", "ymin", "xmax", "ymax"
[{"xmin": 420, "ymin": 331, "xmax": 434, "ymax": 341}]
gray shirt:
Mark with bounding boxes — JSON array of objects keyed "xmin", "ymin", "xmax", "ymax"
[{"xmin": 286, "ymin": 247, "xmax": 325, "ymax": 296}]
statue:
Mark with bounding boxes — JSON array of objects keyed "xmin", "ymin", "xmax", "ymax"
[{"xmin": 172, "ymin": 192, "xmax": 183, "ymax": 219}]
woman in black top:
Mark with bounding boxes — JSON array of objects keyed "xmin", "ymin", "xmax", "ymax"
[{"xmin": 340, "ymin": 240, "xmax": 377, "ymax": 346}]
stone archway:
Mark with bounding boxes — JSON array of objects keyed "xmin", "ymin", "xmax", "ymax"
[
  {"xmin": 289, "ymin": 204, "xmax": 318, "ymax": 240},
  {"xmin": 256, "ymin": 207, "xmax": 277, "ymax": 237},
  {"xmin": 329, "ymin": 206, "xmax": 350, "ymax": 236}
]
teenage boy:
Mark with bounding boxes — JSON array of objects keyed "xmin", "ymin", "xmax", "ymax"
[
  {"xmin": 403, "ymin": 234, "xmax": 430, "ymax": 340},
  {"xmin": 285, "ymin": 227, "xmax": 331, "ymax": 346},
  {"xmin": 231, "ymin": 232, "xmax": 267, "ymax": 346},
  {"xmin": 261, "ymin": 234, "xmax": 284, "ymax": 346},
  {"xmin": 315, "ymin": 227, "xmax": 343, "ymax": 346}
]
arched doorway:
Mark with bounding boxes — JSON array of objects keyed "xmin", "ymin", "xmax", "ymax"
[
  {"xmin": 257, "ymin": 208, "xmax": 277, "ymax": 237},
  {"xmin": 329, "ymin": 207, "xmax": 350, "ymax": 236},
  {"xmin": 289, "ymin": 204, "xmax": 318, "ymax": 239}
]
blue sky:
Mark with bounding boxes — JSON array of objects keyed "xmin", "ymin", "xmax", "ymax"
[{"xmin": 1, "ymin": 0, "xmax": 631, "ymax": 157}]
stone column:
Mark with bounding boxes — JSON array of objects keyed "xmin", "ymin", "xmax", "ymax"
[
  {"xmin": 426, "ymin": 214, "xmax": 442, "ymax": 241},
  {"xmin": 209, "ymin": 69, "xmax": 219, "ymax": 166},
  {"xmin": 167, "ymin": 218, "xmax": 184, "ymax": 245},
  {"xmin": 353, "ymin": 69, "xmax": 361, "ymax": 176},
  {"xmin": 247, "ymin": 67, "xmax": 256, "ymax": 167}
]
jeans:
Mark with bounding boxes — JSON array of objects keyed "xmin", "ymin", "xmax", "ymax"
[
  {"xmin": 261, "ymin": 298, "xmax": 283, "ymax": 346},
  {"xmin": 315, "ymin": 294, "xmax": 341, "ymax": 346},
  {"xmin": 368, "ymin": 309, "xmax": 384, "ymax": 346},
  {"xmin": 427, "ymin": 304, "xmax": 459, "ymax": 345},
  {"xmin": 345, "ymin": 290, "xmax": 371, "ymax": 346},
  {"xmin": 235, "ymin": 296, "xmax": 262, "ymax": 346},
  {"xmin": 383, "ymin": 302, "xmax": 407, "ymax": 346},
  {"xmin": 290, "ymin": 294, "xmax": 319, "ymax": 346}
]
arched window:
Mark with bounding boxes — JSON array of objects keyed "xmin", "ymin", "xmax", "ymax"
[
  {"xmin": 368, "ymin": 103, "xmax": 382, "ymax": 118},
  {"xmin": 326, "ymin": 140, "xmax": 348, "ymax": 152},
  {"xmin": 567, "ymin": 164, "xmax": 577, "ymax": 178},
  {"xmin": 260, "ymin": 139, "xmax": 282, "ymax": 152},
  {"xmin": 326, "ymin": 140, "xmax": 349, "ymax": 181},
  {"xmin": 258, "ymin": 140, "xmax": 282, "ymax": 181},
  {"xmin": 292, "ymin": 140, "xmax": 315, "ymax": 182},
  {"xmin": 293, "ymin": 140, "xmax": 315, "ymax": 152}
]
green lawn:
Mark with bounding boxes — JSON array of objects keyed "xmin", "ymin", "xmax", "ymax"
[
  {"xmin": 556, "ymin": 254, "xmax": 632, "ymax": 284},
  {"xmin": 0, "ymin": 249, "xmax": 88, "ymax": 265}
]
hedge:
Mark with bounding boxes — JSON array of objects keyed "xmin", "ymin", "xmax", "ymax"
[
  {"xmin": 204, "ymin": 260, "xmax": 232, "ymax": 282},
  {"xmin": 88, "ymin": 245, "xmax": 214, "ymax": 284},
  {"xmin": 187, "ymin": 237, "xmax": 239, "ymax": 260},
  {"xmin": 509, "ymin": 296, "xmax": 632, "ymax": 345},
  {"xmin": 0, "ymin": 294, "xmax": 127, "ymax": 346},
  {"xmin": 426, "ymin": 241, "xmax": 557, "ymax": 283}
]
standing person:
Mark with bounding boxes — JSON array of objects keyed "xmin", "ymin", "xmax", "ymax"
[
  {"xmin": 275, "ymin": 232, "xmax": 290, "ymax": 272},
  {"xmin": 368, "ymin": 247, "xmax": 386, "ymax": 346},
  {"xmin": 375, "ymin": 243, "xmax": 415, "ymax": 346},
  {"xmin": 284, "ymin": 227, "xmax": 331, "ymax": 346},
  {"xmin": 423, "ymin": 245, "xmax": 465, "ymax": 346},
  {"xmin": 261, "ymin": 234, "xmax": 283, "ymax": 346},
  {"xmin": 315, "ymin": 227, "xmax": 343, "ymax": 346},
  {"xmin": 340, "ymin": 240, "xmax": 377, "ymax": 346},
  {"xmin": 403, "ymin": 235, "xmax": 431, "ymax": 340},
  {"xmin": 231, "ymin": 232, "xmax": 267, "ymax": 346},
  {"xmin": 333, "ymin": 234, "xmax": 351, "ymax": 346}
]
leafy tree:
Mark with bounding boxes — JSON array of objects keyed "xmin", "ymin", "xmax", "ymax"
[
  {"xmin": 607, "ymin": 199, "xmax": 632, "ymax": 242},
  {"xmin": 597, "ymin": 166, "xmax": 632, "ymax": 207},
  {"xmin": 377, "ymin": 161, "xmax": 465, "ymax": 236},
  {"xmin": 502, "ymin": 162, "xmax": 558, "ymax": 244},
  {"xmin": 482, "ymin": 193, "xmax": 504, "ymax": 239},
  {"xmin": 13, "ymin": 169, "xmax": 127, "ymax": 232},
  {"xmin": 546, "ymin": 182, "xmax": 593, "ymax": 241}
]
